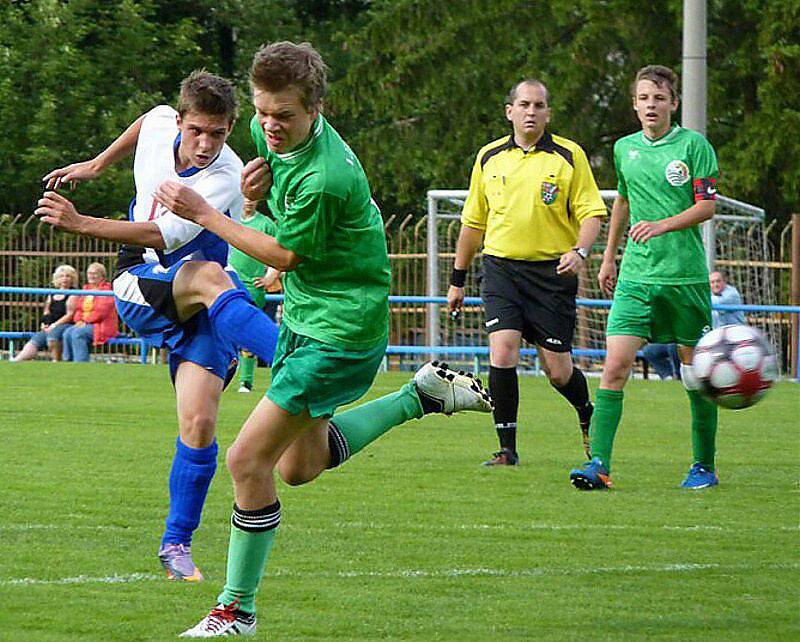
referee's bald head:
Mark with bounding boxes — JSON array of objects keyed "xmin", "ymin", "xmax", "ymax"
[{"xmin": 505, "ymin": 79, "xmax": 550, "ymax": 106}]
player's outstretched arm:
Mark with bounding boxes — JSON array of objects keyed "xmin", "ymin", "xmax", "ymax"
[
  {"xmin": 35, "ymin": 191, "xmax": 166, "ymax": 248},
  {"xmin": 42, "ymin": 115, "xmax": 145, "ymax": 190},
  {"xmin": 155, "ymin": 181, "xmax": 299, "ymax": 272}
]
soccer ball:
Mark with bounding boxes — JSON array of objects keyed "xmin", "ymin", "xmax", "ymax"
[{"xmin": 692, "ymin": 324, "xmax": 778, "ymax": 409}]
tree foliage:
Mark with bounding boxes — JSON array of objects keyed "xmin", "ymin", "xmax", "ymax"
[
  {"xmin": 329, "ymin": 0, "xmax": 797, "ymax": 222},
  {"xmin": 0, "ymin": 0, "xmax": 795, "ymax": 223}
]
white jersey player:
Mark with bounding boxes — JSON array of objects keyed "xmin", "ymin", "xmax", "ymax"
[
  {"xmin": 120, "ymin": 103, "xmax": 243, "ymax": 270},
  {"xmin": 36, "ymin": 70, "xmax": 279, "ymax": 583}
]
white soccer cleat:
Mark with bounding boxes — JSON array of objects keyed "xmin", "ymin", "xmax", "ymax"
[
  {"xmin": 180, "ymin": 603, "xmax": 256, "ymax": 638},
  {"xmin": 413, "ymin": 360, "xmax": 494, "ymax": 415}
]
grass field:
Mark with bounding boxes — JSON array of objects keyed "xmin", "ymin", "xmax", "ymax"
[{"xmin": 2, "ymin": 362, "xmax": 798, "ymax": 641}]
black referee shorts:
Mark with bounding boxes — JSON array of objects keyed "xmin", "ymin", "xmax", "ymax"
[{"xmin": 480, "ymin": 254, "xmax": 578, "ymax": 353}]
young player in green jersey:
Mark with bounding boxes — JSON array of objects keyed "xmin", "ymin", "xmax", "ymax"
[
  {"xmin": 154, "ymin": 42, "xmax": 494, "ymax": 637},
  {"xmin": 228, "ymin": 199, "xmax": 282, "ymax": 392},
  {"xmin": 569, "ymin": 65, "xmax": 720, "ymax": 491}
]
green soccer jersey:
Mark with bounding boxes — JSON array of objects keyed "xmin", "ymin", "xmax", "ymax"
[
  {"xmin": 614, "ymin": 125, "xmax": 719, "ymax": 284},
  {"xmin": 229, "ymin": 212, "xmax": 273, "ymax": 289},
  {"xmin": 250, "ymin": 114, "xmax": 390, "ymax": 350}
]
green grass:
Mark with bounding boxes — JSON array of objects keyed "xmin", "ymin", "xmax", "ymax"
[{"xmin": 1, "ymin": 362, "xmax": 798, "ymax": 641}]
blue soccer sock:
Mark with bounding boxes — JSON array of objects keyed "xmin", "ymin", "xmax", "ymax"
[
  {"xmin": 207, "ymin": 289, "xmax": 279, "ymax": 365},
  {"xmin": 161, "ymin": 437, "xmax": 218, "ymax": 547}
]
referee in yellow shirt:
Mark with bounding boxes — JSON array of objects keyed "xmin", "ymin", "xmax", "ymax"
[{"xmin": 448, "ymin": 79, "xmax": 607, "ymax": 466}]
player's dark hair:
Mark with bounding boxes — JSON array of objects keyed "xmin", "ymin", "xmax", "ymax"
[
  {"xmin": 250, "ymin": 41, "xmax": 328, "ymax": 111},
  {"xmin": 632, "ymin": 65, "xmax": 680, "ymax": 101},
  {"xmin": 505, "ymin": 79, "xmax": 550, "ymax": 106},
  {"xmin": 177, "ymin": 69, "xmax": 239, "ymax": 124}
]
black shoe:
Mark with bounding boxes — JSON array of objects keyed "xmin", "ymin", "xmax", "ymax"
[
  {"xmin": 578, "ymin": 402, "xmax": 593, "ymax": 459},
  {"xmin": 481, "ymin": 448, "xmax": 519, "ymax": 466}
]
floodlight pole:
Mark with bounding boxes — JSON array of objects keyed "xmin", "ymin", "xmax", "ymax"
[{"xmin": 682, "ymin": 0, "xmax": 715, "ymax": 271}]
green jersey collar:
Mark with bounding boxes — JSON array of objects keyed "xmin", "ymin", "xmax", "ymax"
[
  {"xmin": 640, "ymin": 124, "xmax": 681, "ymax": 146},
  {"xmin": 275, "ymin": 115, "xmax": 325, "ymax": 162}
]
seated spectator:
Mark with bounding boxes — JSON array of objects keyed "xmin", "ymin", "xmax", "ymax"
[
  {"xmin": 13, "ymin": 264, "xmax": 79, "ymax": 362},
  {"xmin": 642, "ymin": 342, "xmax": 681, "ymax": 380},
  {"xmin": 710, "ymin": 270, "xmax": 746, "ymax": 328},
  {"xmin": 63, "ymin": 263, "xmax": 118, "ymax": 362}
]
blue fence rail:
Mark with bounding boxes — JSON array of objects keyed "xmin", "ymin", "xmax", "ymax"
[{"xmin": 2, "ymin": 287, "xmax": 799, "ymax": 376}]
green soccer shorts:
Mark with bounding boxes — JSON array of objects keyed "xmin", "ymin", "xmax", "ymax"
[
  {"xmin": 606, "ymin": 280, "xmax": 712, "ymax": 347},
  {"xmin": 266, "ymin": 324, "xmax": 387, "ymax": 418}
]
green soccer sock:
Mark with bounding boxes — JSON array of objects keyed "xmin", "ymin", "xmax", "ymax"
[
  {"xmin": 687, "ymin": 389, "xmax": 717, "ymax": 470},
  {"xmin": 217, "ymin": 502, "xmax": 280, "ymax": 614},
  {"xmin": 329, "ymin": 381, "xmax": 424, "ymax": 457},
  {"xmin": 589, "ymin": 388, "xmax": 624, "ymax": 471},
  {"xmin": 239, "ymin": 353, "xmax": 256, "ymax": 386}
]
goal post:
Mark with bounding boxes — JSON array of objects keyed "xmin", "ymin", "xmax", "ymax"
[{"xmin": 425, "ymin": 189, "xmax": 782, "ymax": 371}]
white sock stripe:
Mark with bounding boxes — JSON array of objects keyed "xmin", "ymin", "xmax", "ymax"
[
  {"xmin": 232, "ymin": 512, "xmax": 281, "ymax": 525},
  {"xmin": 330, "ymin": 424, "xmax": 350, "ymax": 460},
  {"xmin": 231, "ymin": 509, "xmax": 281, "ymax": 531}
]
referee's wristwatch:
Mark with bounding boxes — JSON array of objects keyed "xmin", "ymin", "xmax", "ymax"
[{"xmin": 572, "ymin": 247, "xmax": 588, "ymax": 260}]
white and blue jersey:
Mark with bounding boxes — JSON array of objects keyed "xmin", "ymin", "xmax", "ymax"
[
  {"xmin": 112, "ymin": 105, "xmax": 249, "ymax": 381},
  {"xmin": 117, "ymin": 104, "xmax": 244, "ymax": 270}
]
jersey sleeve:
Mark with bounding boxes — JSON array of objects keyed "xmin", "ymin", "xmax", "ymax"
[
  {"xmin": 613, "ymin": 140, "xmax": 628, "ymax": 200},
  {"xmin": 275, "ymin": 187, "xmax": 339, "ymax": 260},
  {"xmin": 460, "ymin": 152, "xmax": 489, "ymax": 230},
  {"xmin": 569, "ymin": 145, "xmax": 607, "ymax": 223},
  {"xmin": 690, "ymin": 135, "xmax": 719, "ymax": 202},
  {"xmin": 259, "ymin": 212, "xmax": 279, "ymax": 237}
]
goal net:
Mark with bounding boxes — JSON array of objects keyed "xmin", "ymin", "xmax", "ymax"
[{"xmin": 425, "ymin": 189, "xmax": 782, "ymax": 373}]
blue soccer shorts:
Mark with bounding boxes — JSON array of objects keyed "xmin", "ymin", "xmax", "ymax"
[{"xmin": 113, "ymin": 262, "xmax": 250, "ymax": 381}]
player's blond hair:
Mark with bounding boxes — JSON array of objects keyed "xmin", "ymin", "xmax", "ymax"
[{"xmin": 250, "ymin": 41, "xmax": 328, "ymax": 111}]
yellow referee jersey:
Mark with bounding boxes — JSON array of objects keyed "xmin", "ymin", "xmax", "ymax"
[{"xmin": 461, "ymin": 131, "xmax": 606, "ymax": 261}]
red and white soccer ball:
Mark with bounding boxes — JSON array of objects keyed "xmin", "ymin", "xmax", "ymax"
[{"xmin": 692, "ymin": 324, "xmax": 778, "ymax": 409}]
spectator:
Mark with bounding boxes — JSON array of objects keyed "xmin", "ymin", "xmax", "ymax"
[
  {"xmin": 13, "ymin": 264, "xmax": 79, "ymax": 362},
  {"xmin": 62, "ymin": 263, "xmax": 118, "ymax": 361},
  {"xmin": 710, "ymin": 270, "xmax": 745, "ymax": 328},
  {"xmin": 642, "ymin": 342, "xmax": 681, "ymax": 380}
]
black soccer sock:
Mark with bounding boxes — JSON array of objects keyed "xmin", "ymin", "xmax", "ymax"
[
  {"xmin": 489, "ymin": 366, "xmax": 519, "ymax": 453},
  {"xmin": 326, "ymin": 422, "xmax": 351, "ymax": 469},
  {"xmin": 552, "ymin": 367, "xmax": 593, "ymax": 419}
]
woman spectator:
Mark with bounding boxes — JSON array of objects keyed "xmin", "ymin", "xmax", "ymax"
[
  {"xmin": 63, "ymin": 263, "xmax": 118, "ymax": 362},
  {"xmin": 13, "ymin": 264, "xmax": 79, "ymax": 361}
]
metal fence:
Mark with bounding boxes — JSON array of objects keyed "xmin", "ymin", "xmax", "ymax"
[{"xmin": 0, "ymin": 207, "xmax": 796, "ymax": 370}]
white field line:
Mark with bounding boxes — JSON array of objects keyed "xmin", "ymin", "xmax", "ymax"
[
  {"xmin": 4, "ymin": 522, "xmax": 798, "ymax": 534},
  {"xmin": 2, "ymin": 562, "xmax": 798, "ymax": 587},
  {"xmin": 329, "ymin": 521, "xmax": 800, "ymax": 533}
]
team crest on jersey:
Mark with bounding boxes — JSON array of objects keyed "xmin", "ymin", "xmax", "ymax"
[
  {"xmin": 665, "ymin": 160, "xmax": 690, "ymax": 186},
  {"xmin": 541, "ymin": 181, "xmax": 559, "ymax": 205},
  {"xmin": 284, "ymin": 193, "xmax": 295, "ymax": 211}
]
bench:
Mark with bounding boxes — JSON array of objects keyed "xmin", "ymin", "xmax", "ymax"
[{"xmin": 0, "ymin": 332, "xmax": 154, "ymax": 364}]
